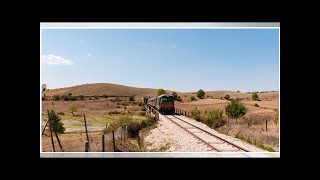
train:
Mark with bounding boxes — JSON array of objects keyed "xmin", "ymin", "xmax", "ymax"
[{"xmin": 144, "ymin": 94, "xmax": 175, "ymax": 115}]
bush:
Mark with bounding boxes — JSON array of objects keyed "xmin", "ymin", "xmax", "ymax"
[
  {"xmin": 68, "ymin": 104, "xmax": 78, "ymax": 116},
  {"xmin": 254, "ymin": 103, "xmax": 259, "ymax": 107},
  {"xmin": 191, "ymin": 107, "xmax": 202, "ymax": 122},
  {"xmin": 48, "ymin": 110, "xmax": 65, "ymax": 133},
  {"xmin": 172, "ymin": 92, "xmax": 178, "ymax": 100},
  {"xmin": 53, "ymin": 94, "xmax": 60, "ymax": 101},
  {"xmin": 197, "ymin": 89, "xmax": 205, "ymax": 99},
  {"xmin": 158, "ymin": 89, "xmax": 166, "ymax": 96},
  {"xmin": 206, "ymin": 95, "xmax": 209, "ymax": 98},
  {"xmin": 129, "ymin": 95, "xmax": 135, "ymax": 101},
  {"xmin": 204, "ymin": 109, "xmax": 224, "ymax": 128},
  {"xmin": 95, "ymin": 95, "xmax": 99, "ymax": 99},
  {"xmin": 177, "ymin": 96, "xmax": 182, "ymax": 102},
  {"xmin": 68, "ymin": 93, "xmax": 72, "ymax": 96},
  {"xmin": 127, "ymin": 122, "xmax": 142, "ymax": 138},
  {"xmin": 224, "ymin": 95, "xmax": 230, "ymax": 100},
  {"xmin": 57, "ymin": 112, "xmax": 65, "ymax": 115},
  {"xmin": 252, "ymin": 92, "xmax": 259, "ymax": 101},
  {"xmin": 190, "ymin": 96, "xmax": 196, "ymax": 101},
  {"xmin": 103, "ymin": 94, "xmax": 108, "ymax": 98},
  {"xmin": 109, "ymin": 110, "xmax": 121, "ymax": 115},
  {"xmin": 79, "ymin": 95, "xmax": 85, "ymax": 101},
  {"xmin": 225, "ymin": 99, "xmax": 247, "ymax": 121}
]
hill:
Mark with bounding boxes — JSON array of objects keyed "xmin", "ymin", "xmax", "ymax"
[
  {"xmin": 43, "ymin": 83, "xmax": 175, "ymax": 97},
  {"xmin": 43, "ymin": 83, "xmax": 279, "ymax": 100}
]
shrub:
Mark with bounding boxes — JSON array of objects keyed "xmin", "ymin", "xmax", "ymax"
[
  {"xmin": 191, "ymin": 107, "xmax": 202, "ymax": 122},
  {"xmin": 103, "ymin": 94, "xmax": 108, "ymax": 98},
  {"xmin": 48, "ymin": 110, "xmax": 65, "ymax": 133},
  {"xmin": 158, "ymin": 89, "xmax": 166, "ymax": 96},
  {"xmin": 206, "ymin": 95, "xmax": 209, "ymax": 98},
  {"xmin": 68, "ymin": 93, "xmax": 72, "ymax": 96},
  {"xmin": 171, "ymin": 92, "xmax": 178, "ymax": 100},
  {"xmin": 79, "ymin": 95, "xmax": 85, "ymax": 101},
  {"xmin": 204, "ymin": 109, "xmax": 224, "ymax": 128},
  {"xmin": 109, "ymin": 111, "xmax": 121, "ymax": 115},
  {"xmin": 190, "ymin": 96, "xmax": 196, "ymax": 101},
  {"xmin": 129, "ymin": 95, "xmax": 135, "ymax": 101},
  {"xmin": 225, "ymin": 99, "xmax": 247, "ymax": 121},
  {"xmin": 95, "ymin": 95, "xmax": 99, "ymax": 99},
  {"xmin": 224, "ymin": 95, "xmax": 230, "ymax": 100},
  {"xmin": 53, "ymin": 94, "xmax": 60, "ymax": 101},
  {"xmin": 57, "ymin": 112, "xmax": 65, "ymax": 115},
  {"xmin": 127, "ymin": 122, "xmax": 142, "ymax": 138},
  {"xmin": 254, "ymin": 103, "xmax": 259, "ymax": 107},
  {"xmin": 68, "ymin": 104, "xmax": 78, "ymax": 116},
  {"xmin": 197, "ymin": 89, "xmax": 205, "ymax": 99},
  {"xmin": 177, "ymin": 96, "xmax": 182, "ymax": 102},
  {"xmin": 89, "ymin": 97, "xmax": 92, "ymax": 100},
  {"xmin": 252, "ymin": 92, "xmax": 259, "ymax": 101}
]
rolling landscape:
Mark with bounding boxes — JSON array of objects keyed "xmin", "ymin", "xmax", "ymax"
[{"xmin": 42, "ymin": 83, "xmax": 279, "ymax": 152}]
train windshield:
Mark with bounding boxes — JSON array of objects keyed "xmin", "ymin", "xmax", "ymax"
[{"xmin": 161, "ymin": 97, "xmax": 174, "ymax": 102}]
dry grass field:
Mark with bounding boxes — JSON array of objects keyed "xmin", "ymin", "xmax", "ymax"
[
  {"xmin": 41, "ymin": 96, "xmax": 148, "ymax": 152},
  {"xmin": 42, "ymin": 83, "xmax": 279, "ymax": 152}
]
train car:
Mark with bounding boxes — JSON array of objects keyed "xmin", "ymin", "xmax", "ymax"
[{"xmin": 147, "ymin": 94, "xmax": 175, "ymax": 115}]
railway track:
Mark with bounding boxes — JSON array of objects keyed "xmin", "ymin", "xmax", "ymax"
[{"xmin": 165, "ymin": 115, "xmax": 249, "ymax": 152}]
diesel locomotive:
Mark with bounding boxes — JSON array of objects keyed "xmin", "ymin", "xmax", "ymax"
[{"xmin": 146, "ymin": 94, "xmax": 175, "ymax": 115}]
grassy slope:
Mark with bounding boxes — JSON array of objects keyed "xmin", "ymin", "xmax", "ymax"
[{"xmin": 44, "ymin": 83, "xmax": 278, "ymax": 99}]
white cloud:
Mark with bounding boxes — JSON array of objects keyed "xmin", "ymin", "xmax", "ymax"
[
  {"xmin": 41, "ymin": 54, "xmax": 73, "ymax": 65},
  {"xmin": 87, "ymin": 53, "xmax": 92, "ymax": 57},
  {"xmin": 170, "ymin": 45, "xmax": 177, "ymax": 48}
]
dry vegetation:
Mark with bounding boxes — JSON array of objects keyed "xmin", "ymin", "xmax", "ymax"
[
  {"xmin": 42, "ymin": 83, "xmax": 279, "ymax": 152},
  {"xmin": 41, "ymin": 96, "xmax": 148, "ymax": 152},
  {"xmin": 175, "ymin": 92, "xmax": 279, "ymax": 151}
]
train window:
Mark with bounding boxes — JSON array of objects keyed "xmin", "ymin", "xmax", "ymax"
[{"xmin": 161, "ymin": 97, "xmax": 174, "ymax": 102}]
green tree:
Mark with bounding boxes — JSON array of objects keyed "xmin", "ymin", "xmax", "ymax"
[
  {"xmin": 190, "ymin": 96, "xmax": 196, "ymax": 101},
  {"xmin": 252, "ymin": 92, "xmax": 259, "ymax": 101},
  {"xmin": 158, "ymin": 89, "xmax": 166, "ymax": 96},
  {"xmin": 197, "ymin": 89, "xmax": 205, "ymax": 99},
  {"xmin": 224, "ymin": 94, "xmax": 230, "ymax": 100},
  {"xmin": 48, "ymin": 110, "xmax": 65, "ymax": 133},
  {"xmin": 225, "ymin": 99, "xmax": 247, "ymax": 123},
  {"xmin": 129, "ymin": 95, "xmax": 135, "ymax": 101},
  {"xmin": 68, "ymin": 104, "xmax": 78, "ymax": 116},
  {"xmin": 171, "ymin": 92, "xmax": 178, "ymax": 100}
]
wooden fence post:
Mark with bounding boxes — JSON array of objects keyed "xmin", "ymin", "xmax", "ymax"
[
  {"xmin": 47, "ymin": 110, "xmax": 55, "ymax": 152},
  {"xmin": 112, "ymin": 130, "xmax": 116, "ymax": 152},
  {"xmin": 84, "ymin": 114, "xmax": 89, "ymax": 141},
  {"xmin": 266, "ymin": 120, "xmax": 268, "ymax": 131},
  {"xmin": 102, "ymin": 134, "xmax": 105, "ymax": 152},
  {"xmin": 85, "ymin": 141, "xmax": 89, "ymax": 152},
  {"xmin": 42, "ymin": 119, "xmax": 49, "ymax": 135},
  {"xmin": 185, "ymin": 111, "xmax": 186, "ymax": 116},
  {"xmin": 53, "ymin": 126, "xmax": 64, "ymax": 152}
]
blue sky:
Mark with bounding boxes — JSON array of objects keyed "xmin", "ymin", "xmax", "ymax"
[{"xmin": 41, "ymin": 29, "xmax": 279, "ymax": 92}]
